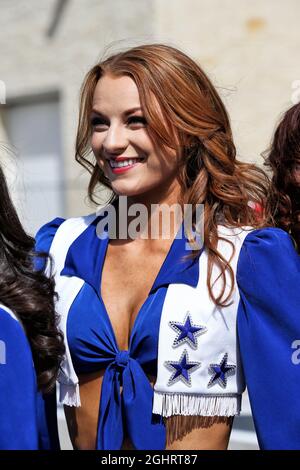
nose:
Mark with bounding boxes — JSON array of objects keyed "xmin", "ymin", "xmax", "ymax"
[{"xmin": 102, "ymin": 122, "xmax": 128, "ymax": 155}]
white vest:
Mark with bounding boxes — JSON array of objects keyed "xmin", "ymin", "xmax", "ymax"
[{"xmin": 47, "ymin": 210, "xmax": 252, "ymax": 417}]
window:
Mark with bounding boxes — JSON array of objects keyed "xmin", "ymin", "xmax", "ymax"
[{"xmin": 3, "ymin": 93, "xmax": 65, "ymax": 234}]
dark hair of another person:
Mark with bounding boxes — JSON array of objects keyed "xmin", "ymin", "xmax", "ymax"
[
  {"xmin": 0, "ymin": 163, "xmax": 65, "ymax": 393},
  {"xmin": 264, "ymin": 103, "xmax": 300, "ymax": 251}
]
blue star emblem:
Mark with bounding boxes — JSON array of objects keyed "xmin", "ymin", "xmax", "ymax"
[
  {"xmin": 208, "ymin": 353, "xmax": 236, "ymax": 388},
  {"xmin": 169, "ymin": 311, "xmax": 207, "ymax": 349},
  {"xmin": 165, "ymin": 350, "xmax": 201, "ymax": 387}
]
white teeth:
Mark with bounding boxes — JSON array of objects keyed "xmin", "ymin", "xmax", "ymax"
[{"xmin": 109, "ymin": 158, "xmax": 143, "ymax": 168}]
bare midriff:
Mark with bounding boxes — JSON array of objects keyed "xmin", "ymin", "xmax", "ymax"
[{"xmin": 64, "ymin": 371, "xmax": 233, "ymax": 450}]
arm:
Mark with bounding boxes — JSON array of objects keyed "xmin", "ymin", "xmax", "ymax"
[
  {"xmin": 165, "ymin": 415, "xmax": 233, "ymax": 450},
  {"xmin": 237, "ymin": 228, "xmax": 300, "ymax": 449}
]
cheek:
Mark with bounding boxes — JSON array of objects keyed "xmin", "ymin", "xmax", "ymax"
[
  {"xmin": 91, "ymin": 134, "xmax": 105, "ymax": 165},
  {"xmin": 151, "ymin": 148, "xmax": 179, "ymax": 175},
  {"xmin": 91, "ymin": 133, "xmax": 101, "ymax": 152}
]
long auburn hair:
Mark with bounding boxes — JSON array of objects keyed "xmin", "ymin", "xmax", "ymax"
[
  {"xmin": 264, "ymin": 103, "xmax": 300, "ymax": 252},
  {"xmin": 0, "ymin": 161, "xmax": 65, "ymax": 393},
  {"xmin": 75, "ymin": 43, "xmax": 270, "ymax": 306}
]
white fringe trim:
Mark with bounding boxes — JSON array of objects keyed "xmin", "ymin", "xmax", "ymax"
[
  {"xmin": 153, "ymin": 392, "xmax": 241, "ymax": 418},
  {"xmin": 59, "ymin": 383, "xmax": 81, "ymax": 407}
]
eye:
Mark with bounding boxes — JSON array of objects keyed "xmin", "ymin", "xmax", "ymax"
[
  {"xmin": 127, "ymin": 116, "xmax": 147, "ymax": 127},
  {"xmin": 91, "ymin": 117, "xmax": 108, "ymax": 129},
  {"xmin": 90, "ymin": 115, "xmax": 147, "ymax": 131}
]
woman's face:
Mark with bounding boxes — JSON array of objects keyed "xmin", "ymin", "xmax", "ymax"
[{"xmin": 90, "ymin": 74, "xmax": 181, "ymax": 201}]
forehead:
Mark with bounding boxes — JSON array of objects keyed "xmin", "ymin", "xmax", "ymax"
[{"xmin": 92, "ymin": 74, "xmax": 141, "ymax": 112}]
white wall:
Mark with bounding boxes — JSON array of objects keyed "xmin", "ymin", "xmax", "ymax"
[{"xmin": 1, "ymin": 0, "xmax": 299, "ymax": 216}]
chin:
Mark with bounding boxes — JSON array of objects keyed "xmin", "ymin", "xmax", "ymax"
[
  {"xmin": 111, "ymin": 182, "xmax": 153, "ymax": 199},
  {"xmin": 111, "ymin": 185, "xmax": 140, "ymax": 197}
]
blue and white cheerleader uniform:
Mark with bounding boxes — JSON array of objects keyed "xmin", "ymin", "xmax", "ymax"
[{"xmin": 35, "ymin": 203, "xmax": 300, "ymax": 450}]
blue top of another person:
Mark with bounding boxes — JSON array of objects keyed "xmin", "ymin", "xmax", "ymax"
[{"xmin": 0, "ymin": 305, "xmax": 59, "ymax": 450}]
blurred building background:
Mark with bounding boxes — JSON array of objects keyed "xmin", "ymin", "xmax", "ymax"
[
  {"xmin": 1, "ymin": 0, "xmax": 300, "ymax": 233},
  {"xmin": 1, "ymin": 0, "xmax": 299, "ymax": 449}
]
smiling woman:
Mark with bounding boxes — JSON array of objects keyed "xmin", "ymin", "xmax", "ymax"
[
  {"xmin": 89, "ymin": 73, "xmax": 180, "ymax": 200},
  {"xmin": 90, "ymin": 101, "xmax": 148, "ymax": 173},
  {"xmin": 36, "ymin": 43, "xmax": 300, "ymax": 450}
]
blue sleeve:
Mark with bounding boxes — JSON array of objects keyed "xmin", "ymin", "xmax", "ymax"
[
  {"xmin": 37, "ymin": 389, "xmax": 60, "ymax": 450},
  {"xmin": 0, "ymin": 308, "xmax": 39, "ymax": 450},
  {"xmin": 237, "ymin": 228, "xmax": 300, "ymax": 449},
  {"xmin": 35, "ymin": 217, "xmax": 65, "ymax": 262},
  {"xmin": 34, "ymin": 217, "xmax": 65, "ymax": 449}
]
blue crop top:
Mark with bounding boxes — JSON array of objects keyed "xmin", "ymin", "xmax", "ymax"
[
  {"xmin": 64, "ymin": 217, "xmax": 199, "ymax": 377},
  {"xmin": 36, "ymin": 216, "xmax": 200, "ymax": 449},
  {"xmin": 35, "ymin": 216, "xmax": 300, "ymax": 450}
]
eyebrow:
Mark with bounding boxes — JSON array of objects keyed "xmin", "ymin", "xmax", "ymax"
[{"xmin": 91, "ymin": 106, "xmax": 142, "ymax": 117}]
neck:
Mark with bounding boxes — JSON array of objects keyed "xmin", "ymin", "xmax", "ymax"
[{"xmin": 114, "ymin": 180, "xmax": 184, "ymax": 241}]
